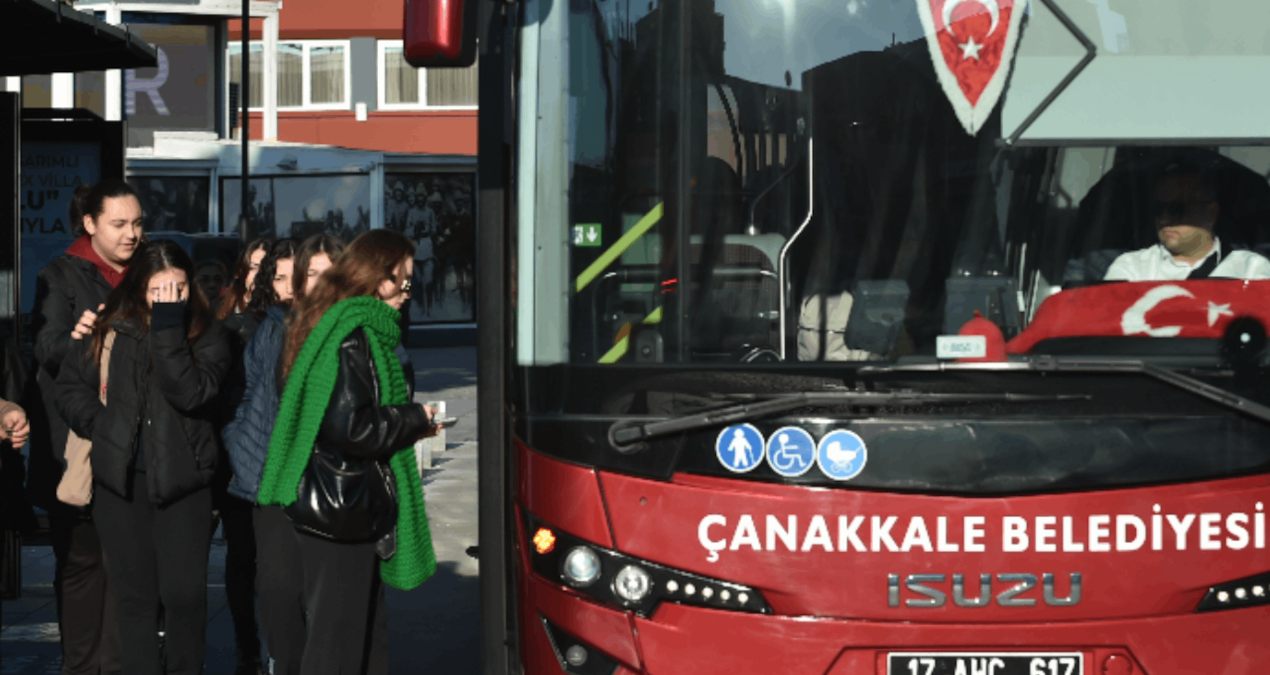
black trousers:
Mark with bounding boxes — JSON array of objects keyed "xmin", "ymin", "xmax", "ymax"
[
  {"xmin": 220, "ymin": 495, "xmax": 261, "ymax": 664},
  {"xmin": 94, "ymin": 476, "xmax": 212, "ymax": 675},
  {"xmin": 49, "ymin": 515, "xmax": 121, "ymax": 675},
  {"xmin": 296, "ymin": 532, "xmax": 388, "ymax": 675},
  {"xmin": 254, "ymin": 505, "xmax": 307, "ymax": 675}
]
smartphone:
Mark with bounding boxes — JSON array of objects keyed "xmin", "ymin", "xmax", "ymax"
[{"xmin": 433, "ymin": 416, "xmax": 459, "ymax": 429}]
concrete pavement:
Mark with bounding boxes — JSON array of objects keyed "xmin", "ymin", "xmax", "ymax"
[{"xmin": 1, "ymin": 346, "xmax": 480, "ymax": 675}]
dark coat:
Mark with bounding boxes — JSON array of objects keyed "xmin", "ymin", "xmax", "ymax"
[
  {"xmin": 216, "ymin": 309, "xmax": 262, "ymax": 428},
  {"xmin": 319, "ymin": 328, "xmax": 431, "ymax": 461},
  {"xmin": 56, "ymin": 305, "xmax": 231, "ymax": 505},
  {"xmin": 27, "ymin": 255, "xmax": 116, "ymax": 511},
  {"xmin": 222, "ymin": 306, "xmax": 287, "ymax": 502}
]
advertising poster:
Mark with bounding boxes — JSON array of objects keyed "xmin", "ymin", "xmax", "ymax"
[
  {"xmin": 124, "ymin": 24, "xmax": 217, "ymax": 147},
  {"xmin": 19, "ymin": 142, "xmax": 101, "ymax": 318}
]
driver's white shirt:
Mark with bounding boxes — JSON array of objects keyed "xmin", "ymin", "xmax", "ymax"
[{"xmin": 1104, "ymin": 238, "xmax": 1270, "ymax": 282}]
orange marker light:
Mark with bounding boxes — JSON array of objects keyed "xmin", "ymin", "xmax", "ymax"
[{"xmin": 533, "ymin": 528, "xmax": 556, "ymax": 555}]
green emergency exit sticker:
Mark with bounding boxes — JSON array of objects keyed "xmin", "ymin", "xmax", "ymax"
[{"xmin": 574, "ymin": 224, "xmax": 602, "ymax": 247}]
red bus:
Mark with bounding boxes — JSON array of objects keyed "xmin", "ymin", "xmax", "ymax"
[{"xmin": 437, "ymin": 0, "xmax": 1270, "ymax": 672}]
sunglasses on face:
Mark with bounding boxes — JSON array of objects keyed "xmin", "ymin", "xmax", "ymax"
[
  {"xmin": 400, "ymin": 277, "xmax": 412, "ymax": 293},
  {"xmin": 1153, "ymin": 200, "xmax": 1208, "ymax": 220}
]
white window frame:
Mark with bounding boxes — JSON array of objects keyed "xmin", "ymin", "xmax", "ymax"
[
  {"xmin": 376, "ymin": 39, "xmax": 478, "ymax": 111},
  {"xmin": 301, "ymin": 40, "xmax": 353, "ymax": 111},
  {"xmin": 228, "ymin": 39, "xmax": 352, "ymax": 112}
]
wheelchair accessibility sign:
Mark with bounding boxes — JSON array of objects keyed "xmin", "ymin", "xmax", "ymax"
[
  {"xmin": 816, "ymin": 430, "xmax": 867, "ymax": 481},
  {"xmin": 716, "ymin": 424, "xmax": 764, "ymax": 473},
  {"xmin": 765, "ymin": 427, "xmax": 816, "ymax": 478}
]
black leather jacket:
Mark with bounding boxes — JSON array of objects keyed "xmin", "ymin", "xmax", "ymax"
[{"xmin": 317, "ymin": 328, "xmax": 431, "ymax": 461}]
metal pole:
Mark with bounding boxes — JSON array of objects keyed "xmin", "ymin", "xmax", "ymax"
[
  {"xmin": 477, "ymin": 1, "xmax": 511, "ymax": 672},
  {"xmin": 241, "ymin": 0, "xmax": 250, "ymax": 235}
]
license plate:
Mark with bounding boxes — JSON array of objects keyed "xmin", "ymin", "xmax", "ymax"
[{"xmin": 887, "ymin": 653, "xmax": 1083, "ymax": 675}]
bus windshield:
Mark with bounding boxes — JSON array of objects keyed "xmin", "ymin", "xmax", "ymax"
[{"xmin": 514, "ymin": 0, "xmax": 1270, "ymax": 367}]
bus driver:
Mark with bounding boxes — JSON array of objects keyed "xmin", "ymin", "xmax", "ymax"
[{"xmin": 1103, "ymin": 162, "xmax": 1270, "ymax": 282}]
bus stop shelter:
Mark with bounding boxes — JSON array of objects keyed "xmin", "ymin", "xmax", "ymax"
[
  {"xmin": 1, "ymin": 0, "xmax": 156, "ymax": 598},
  {"xmin": 1, "ymin": 0, "xmax": 158, "ymax": 345}
]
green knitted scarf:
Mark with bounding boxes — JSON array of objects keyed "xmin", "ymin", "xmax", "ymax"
[{"xmin": 257, "ymin": 296, "xmax": 436, "ymax": 590}]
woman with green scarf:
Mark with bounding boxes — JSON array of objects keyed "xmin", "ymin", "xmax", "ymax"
[{"xmin": 257, "ymin": 229, "xmax": 438, "ymax": 675}]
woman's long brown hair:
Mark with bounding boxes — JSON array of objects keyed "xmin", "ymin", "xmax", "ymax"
[
  {"xmin": 90, "ymin": 239, "xmax": 212, "ymax": 363},
  {"xmin": 281, "ymin": 229, "xmax": 415, "ymax": 377},
  {"xmin": 216, "ymin": 238, "xmax": 271, "ymax": 320}
]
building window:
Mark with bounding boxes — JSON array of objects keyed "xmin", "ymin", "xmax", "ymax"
[
  {"xmin": 228, "ymin": 40, "xmax": 350, "ymax": 111},
  {"xmin": 227, "ymin": 43, "xmax": 263, "ymax": 108},
  {"xmin": 377, "ymin": 40, "xmax": 478, "ymax": 110}
]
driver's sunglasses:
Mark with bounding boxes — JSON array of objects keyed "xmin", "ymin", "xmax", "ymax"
[{"xmin": 1153, "ymin": 200, "xmax": 1205, "ymax": 219}]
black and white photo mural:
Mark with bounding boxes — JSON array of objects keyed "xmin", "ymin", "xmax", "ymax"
[
  {"xmin": 222, "ymin": 174, "xmax": 372, "ymax": 242},
  {"xmin": 384, "ymin": 172, "xmax": 475, "ymax": 323},
  {"xmin": 130, "ymin": 176, "xmax": 210, "ymax": 233}
]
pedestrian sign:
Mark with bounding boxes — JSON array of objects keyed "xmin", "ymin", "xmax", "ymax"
[
  {"xmin": 716, "ymin": 424, "xmax": 764, "ymax": 473},
  {"xmin": 574, "ymin": 223, "xmax": 602, "ymax": 247}
]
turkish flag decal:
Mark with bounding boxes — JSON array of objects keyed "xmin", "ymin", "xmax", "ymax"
[
  {"xmin": 1007, "ymin": 280, "xmax": 1270, "ymax": 354},
  {"xmin": 917, "ymin": 0, "xmax": 1027, "ymax": 135}
]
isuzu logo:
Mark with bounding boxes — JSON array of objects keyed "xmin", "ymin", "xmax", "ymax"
[{"xmin": 888, "ymin": 573, "xmax": 1081, "ymax": 607}]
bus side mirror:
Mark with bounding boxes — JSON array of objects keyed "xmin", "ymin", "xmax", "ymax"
[{"xmin": 404, "ymin": 0, "xmax": 478, "ymax": 67}]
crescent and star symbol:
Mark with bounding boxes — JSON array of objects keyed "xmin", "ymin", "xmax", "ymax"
[
  {"xmin": 1121, "ymin": 284, "xmax": 1237, "ymax": 337},
  {"xmin": 942, "ymin": 0, "xmax": 1000, "ymax": 61}
]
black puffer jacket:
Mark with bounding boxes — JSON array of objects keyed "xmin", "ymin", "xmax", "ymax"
[
  {"xmin": 56, "ymin": 304, "xmax": 231, "ymax": 505},
  {"xmin": 27, "ymin": 254, "xmax": 117, "ymax": 510}
]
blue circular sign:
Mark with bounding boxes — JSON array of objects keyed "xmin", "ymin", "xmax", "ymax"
[
  {"xmin": 715, "ymin": 424, "xmax": 765, "ymax": 473},
  {"xmin": 816, "ymin": 430, "xmax": 867, "ymax": 481},
  {"xmin": 765, "ymin": 427, "xmax": 816, "ymax": 478}
]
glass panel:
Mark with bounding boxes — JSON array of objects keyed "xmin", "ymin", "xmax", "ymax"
[
  {"xmin": 279, "ymin": 43, "xmax": 304, "ymax": 107},
  {"xmin": 22, "ymin": 74, "xmax": 52, "ymax": 108},
  {"xmin": 74, "ymin": 72, "xmax": 105, "ymax": 117},
  {"xmin": 426, "ymin": 59, "xmax": 478, "ymax": 106},
  {"xmin": 384, "ymin": 46, "xmax": 420, "ymax": 105},
  {"xmin": 125, "ymin": 25, "xmax": 217, "ymax": 147},
  {"xmin": 227, "ymin": 43, "xmax": 264, "ymax": 108},
  {"xmin": 384, "ymin": 173, "xmax": 476, "ymax": 322},
  {"xmin": 129, "ymin": 176, "xmax": 211, "ymax": 234},
  {"xmin": 310, "ymin": 45, "xmax": 346, "ymax": 105},
  {"xmin": 518, "ymin": 0, "xmax": 1270, "ymax": 366},
  {"xmin": 221, "ymin": 177, "xmax": 276, "ymax": 239}
]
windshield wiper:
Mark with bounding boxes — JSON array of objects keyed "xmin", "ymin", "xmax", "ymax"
[
  {"xmin": 609, "ymin": 390, "xmax": 1089, "ymax": 446},
  {"xmin": 860, "ymin": 359, "xmax": 1270, "ymax": 427}
]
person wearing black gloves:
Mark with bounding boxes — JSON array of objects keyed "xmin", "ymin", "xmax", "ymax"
[{"xmin": 56, "ymin": 240, "xmax": 230, "ymax": 675}]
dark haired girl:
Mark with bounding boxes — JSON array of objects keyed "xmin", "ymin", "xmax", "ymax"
[
  {"xmin": 30, "ymin": 178, "xmax": 142, "ymax": 675},
  {"xmin": 221, "ymin": 237, "xmax": 303, "ymax": 674},
  {"xmin": 56, "ymin": 239, "xmax": 230, "ymax": 675},
  {"xmin": 216, "ymin": 238, "xmax": 271, "ymax": 322},
  {"xmin": 212, "ymin": 237, "xmax": 274, "ymax": 675},
  {"xmin": 292, "ymin": 233, "xmax": 345, "ymax": 303}
]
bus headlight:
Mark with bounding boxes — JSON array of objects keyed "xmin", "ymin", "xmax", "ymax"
[
  {"xmin": 613, "ymin": 565, "xmax": 652, "ymax": 604},
  {"xmin": 1197, "ymin": 570, "xmax": 1270, "ymax": 612},
  {"xmin": 525, "ymin": 512, "xmax": 771, "ymax": 617},
  {"xmin": 562, "ymin": 546, "xmax": 602, "ymax": 587}
]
